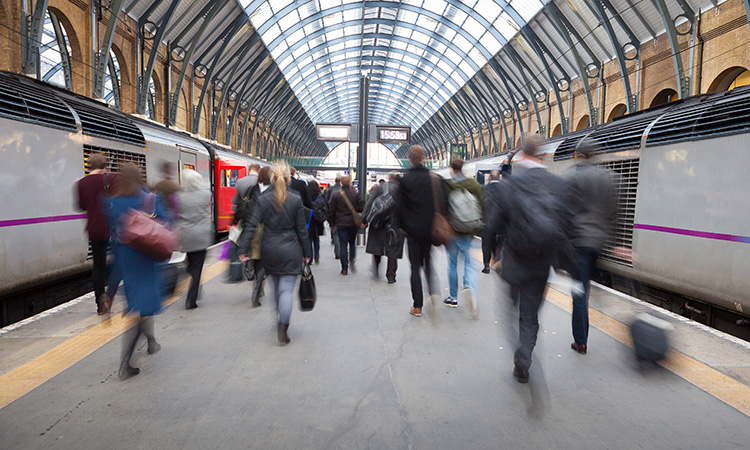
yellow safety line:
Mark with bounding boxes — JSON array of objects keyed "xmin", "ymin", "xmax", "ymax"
[
  {"xmin": 0, "ymin": 260, "xmax": 228, "ymax": 409},
  {"xmin": 545, "ymin": 287, "xmax": 750, "ymax": 417}
]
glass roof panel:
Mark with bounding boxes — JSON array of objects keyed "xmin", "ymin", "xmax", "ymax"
[{"xmin": 243, "ymin": 0, "xmax": 547, "ymax": 128}]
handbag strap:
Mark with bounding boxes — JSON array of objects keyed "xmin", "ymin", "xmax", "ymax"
[{"xmin": 339, "ymin": 189, "xmax": 358, "ymax": 217}]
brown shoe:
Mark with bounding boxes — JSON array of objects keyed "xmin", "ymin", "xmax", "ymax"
[
  {"xmin": 98, "ymin": 294, "xmax": 112, "ymax": 315},
  {"xmin": 571, "ymin": 342, "xmax": 587, "ymax": 354},
  {"xmin": 340, "ymin": 269, "xmax": 348, "ymax": 275},
  {"xmin": 409, "ymin": 307, "xmax": 422, "ymax": 317}
]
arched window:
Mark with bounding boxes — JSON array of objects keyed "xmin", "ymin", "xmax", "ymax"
[
  {"xmin": 708, "ymin": 67, "xmax": 750, "ymax": 93},
  {"xmin": 650, "ymin": 89, "xmax": 677, "ymax": 107},
  {"xmin": 144, "ymin": 77, "xmax": 156, "ymax": 120},
  {"xmin": 40, "ymin": 9, "xmax": 72, "ymax": 89},
  {"xmin": 550, "ymin": 123, "xmax": 562, "ymax": 137},
  {"xmin": 103, "ymin": 49, "xmax": 121, "ymax": 109},
  {"xmin": 575, "ymin": 115, "xmax": 590, "ymax": 131},
  {"xmin": 607, "ymin": 104, "xmax": 627, "ymax": 122}
]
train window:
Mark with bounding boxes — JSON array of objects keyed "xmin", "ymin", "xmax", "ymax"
[
  {"xmin": 183, "ymin": 163, "xmax": 195, "ymax": 171},
  {"xmin": 221, "ymin": 169, "xmax": 239, "ymax": 187}
]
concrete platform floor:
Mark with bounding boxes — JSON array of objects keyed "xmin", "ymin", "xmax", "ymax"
[{"xmin": 1, "ymin": 237, "xmax": 750, "ymax": 449}]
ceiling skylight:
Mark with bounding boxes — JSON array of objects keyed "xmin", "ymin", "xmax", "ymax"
[{"xmin": 241, "ymin": 0, "xmax": 545, "ymax": 129}]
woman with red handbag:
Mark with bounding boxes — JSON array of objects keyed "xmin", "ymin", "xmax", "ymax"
[{"xmin": 107, "ymin": 163, "xmax": 170, "ymax": 379}]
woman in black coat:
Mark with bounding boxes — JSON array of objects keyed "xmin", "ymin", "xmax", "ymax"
[
  {"xmin": 307, "ymin": 179, "xmax": 326, "ymax": 263},
  {"xmin": 239, "ymin": 162, "xmax": 311, "ymax": 346},
  {"xmin": 362, "ymin": 173, "xmax": 404, "ymax": 283}
]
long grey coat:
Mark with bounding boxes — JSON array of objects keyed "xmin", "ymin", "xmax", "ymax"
[{"xmin": 176, "ymin": 188, "xmax": 213, "ymax": 253}]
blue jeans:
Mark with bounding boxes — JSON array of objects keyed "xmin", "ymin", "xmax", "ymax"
[
  {"xmin": 310, "ymin": 233, "xmax": 320, "ymax": 261},
  {"xmin": 446, "ymin": 234, "xmax": 477, "ymax": 299},
  {"xmin": 271, "ymin": 274, "xmax": 297, "ymax": 325},
  {"xmin": 337, "ymin": 226, "xmax": 358, "ymax": 270},
  {"xmin": 571, "ymin": 248, "xmax": 599, "ymax": 345}
]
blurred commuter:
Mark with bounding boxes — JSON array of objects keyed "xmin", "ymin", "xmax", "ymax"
[
  {"xmin": 362, "ymin": 173, "xmax": 403, "ymax": 283},
  {"xmin": 485, "ymin": 136, "xmax": 571, "ymax": 383},
  {"xmin": 176, "ymin": 169, "xmax": 212, "ymax": 310},
  {"xmin": 238, "ymin": 162, "xmax": 311, "ymax": 346},
  {"xmin": 153, "ymin": 160, "xmax": 180, "ymax": 221},
  {"xmin": 324, "ymin": 175, "xmax": 343, "ymax": 259},
  {"xmin": 482, "ymin": 170, "xmax": 503, "ymax": 274},
  {"xmin": 244, "ymin": 166, "xmax": 273, "ymax": 308},
  {"xmin": 444, "ymin": 158, "xmax": 483, "ymax": 318},
  {"xmin": 565, "ymin": 140, "xmax": 618, "ymax": 354},
  {"xmin": 396, "ymin": 145, "xmax": 442, "ymax": 317},
  {"xmin": 74, "ymin": 154, "xmax": 119, "ymax": 314},
  {"xmin": 232, "ymin": 163, "xmax": 261, "ymax": 212},
  {"xmin": 329, "ymin": 175, "xmax": 364, "ymax": 275},
  {"xmin": 290, "ymin": 167, "xmax": 313, "ymax": 209},
  {"xmin": 308, "ymin": 180, "xmax": 327, "ymax": 264},
  {"xmin": 107, "ymin": 163, "xmax": 166, "ymax": 379}
]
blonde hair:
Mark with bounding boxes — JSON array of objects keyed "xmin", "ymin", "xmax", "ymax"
[
  {"xmin": 272, "ymin": 161, "xmax": 290, "ymax": 210},
  {"xmin": 181, "ymin": 169, "xmax": 205, "ymax": 190}
]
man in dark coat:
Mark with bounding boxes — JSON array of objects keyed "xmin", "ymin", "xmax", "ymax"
[
  {"xmin": 324, "ymin": 174, "xmax": 343, "ymax": 259},
  {"xmin": 289, "ymin": 167, "xmax": 313, "ymax": 209},
  {"xmin": 328, "ymin": 176, "xmax": 364, "ymax": 275},
  {"xmin": 565, "ymin": 140, "xmax": 618, "ymax": 355},
  {"xmin": 395, "ymin": 145, "xmax": 442, "ymax": 318},
  {"xmin": 481, "ymin": 170, "xmax": 503, "ymax": 274},
  {"xmin": 362, "ymin": 173, "xmax": 403, "ymax": 283},
  {"xmin": 74, "ymin": 154, "xmax": 119, "ymax": 314},
  {"xmin": 485, "ymin": 136, "xmax": 572, "ymax": 383}
]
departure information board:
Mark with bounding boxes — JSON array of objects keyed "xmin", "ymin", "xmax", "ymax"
[{"xmin": 377, "ymin": 126, "xmax": 410, "ymax": 143}]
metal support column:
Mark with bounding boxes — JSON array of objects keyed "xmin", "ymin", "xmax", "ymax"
[
  {"xmin": 23, "ymin": 0, "xmax": 51, "ymax": 78},
  {"xmin": 357, "ymin": 76, "xmax": 369, "ymax": 197}
]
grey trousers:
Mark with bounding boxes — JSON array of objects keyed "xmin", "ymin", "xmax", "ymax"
[{"xmin": 271, "ymin": 274, "xmax": 297, "ymax": 325}]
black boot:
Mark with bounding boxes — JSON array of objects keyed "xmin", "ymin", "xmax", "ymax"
[{"xmin": 277, "ymin": 323, "xmax": 290, "ymax": 346}]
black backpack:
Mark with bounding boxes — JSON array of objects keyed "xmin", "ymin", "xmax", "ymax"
[
  {"xmin": 504, "ymin": 175, "xmax": 566, "ymax": 259},
  {"xmin": 233, "ymin": 185, "xmax": 255, "ymax": 225},
  {"xmin": 366, "ymin": 183, "xmax": 395, "ymax": 229},
  {"xmin": 312, "ymin": 195, "xmax": 328, "ymax": 223}
]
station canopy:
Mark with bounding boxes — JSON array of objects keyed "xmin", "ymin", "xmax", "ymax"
[{"xmin": 123, "ymin": 0, "xmax": 716, "ymax": 157}]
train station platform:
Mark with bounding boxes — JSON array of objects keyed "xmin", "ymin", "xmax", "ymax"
[{"xmin": 2, "ymin": 239, "xmax": 750, "ymax": 449}]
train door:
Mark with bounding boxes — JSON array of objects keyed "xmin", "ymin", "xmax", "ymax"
[
  {"xmin": 214, "ymin": 160, "xmax": 247, "ymax": 232},
  {"xmin": 179, "ymin": 151, "xmax": 197, "ymax": 184}
]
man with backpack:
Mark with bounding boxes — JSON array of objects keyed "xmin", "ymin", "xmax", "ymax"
[
  {"xmin": 362, "ymin": 172, "xmax": 403, "ymax": 283},
  {"xmin": 485, "ymin": 136, "xmax": 572, "ymax": 384},
  {"xmin": 231, "ymin": 163, "xmax": 261, "ymax": 283},
  {"xmin": 481, "ymin": 170, "xmax": 503, "ymax": 274},
  {"xmin": 232, "ymin": 163, "xmax": 261, "ymax": 213},
  {"xmin": 444, "ymin": 159, "xmax": 483, "ymax": 319}
]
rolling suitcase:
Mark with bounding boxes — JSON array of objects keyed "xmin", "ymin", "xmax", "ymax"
[{"xmin": 630, "ymin": 313, "xmax": 672, "ymax": 362}]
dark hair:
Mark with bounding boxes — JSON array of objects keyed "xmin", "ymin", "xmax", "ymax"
[
  {"xmin": 307, "ymin": 179, "xmax": 321, "ymax": 200},
  {"xmin": 112, "ymin": 163, "xmax": 142, "ymax": 197},
  {"xmin": 522, "ymin": 134, "xmax": 542, "ymax": 157},
  {"xmin": 258, "ymin": 166, "xmax": 272, "ymax": 185},
  {"xmin": 335, "ymin": 174, "xmax": 342, "ymax": 183},
  {"xmin": 249, "ymin": 163, "xmax": 261, "ymax": 172},
  {"xmin": 450, "ymin": 158, "xmax": 464, "ymax": 172},
  {"xmin": 341, "ymin": 175, "xmax": 352, "ymax": 188},
  {"xmin": 89, "ymin": 154, "xmax": 107, "ymax": 170},
  {"xmin": 160, "ymin": 160, "xmax": 173, "ymax": 176},
  {"xmin": 290, "ymin": 166, "xmax": 297, "ymax": 175}
]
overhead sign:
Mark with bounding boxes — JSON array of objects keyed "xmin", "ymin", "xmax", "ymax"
[
  {"xmin": 316, "ymin": 123, "xmax": 353, "ymax": 141},
  {"xmin": 375, "ymin": 125, "xmax": 411, "ymax": 144}
]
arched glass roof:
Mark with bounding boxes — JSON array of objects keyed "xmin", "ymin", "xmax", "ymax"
[{"xmin": 241, "ymin": 0, "xmax": 546, "ymax": 129}]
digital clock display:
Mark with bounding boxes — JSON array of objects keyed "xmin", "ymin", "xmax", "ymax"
[{"xmin": 379, "ymin": 129, "xmax": 408, "ymax": 141}]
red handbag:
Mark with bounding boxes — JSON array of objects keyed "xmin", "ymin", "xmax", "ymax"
[{"xmin": 118, "ymin": 194, "xmax": 177, "ymax": 262}]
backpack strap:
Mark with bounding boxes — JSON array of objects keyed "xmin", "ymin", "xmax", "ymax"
[{"xmin": 103, "ymin": 173, "xmax": 110, "ymax": 193}]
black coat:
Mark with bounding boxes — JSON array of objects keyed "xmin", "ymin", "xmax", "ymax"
[
  {"xmin": 238, "ymin": 188, "xmax": 311, "ymax": 275},
  {"xmin": 485, "ymin": 165, "xmax": 571, "ymax": 284},
  {"xmin": 309, "ymin": 193, "xmax": 326, "ymax": 236},
  {"xmin": 290, "ymin": 177, "xmax": 313, "ymax": 209},
  {"xmin": 396, "ymin": 164, "xmax": 441, "ymax": 241},
  {"xmin": 329, "ymin": 186, "xmax": 364, "ymax": 227},
  {"xmin": 362, "ymin": 182, "xmax": 403, "ymax": 258}
]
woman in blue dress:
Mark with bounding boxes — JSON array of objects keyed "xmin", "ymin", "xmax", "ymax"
[{"xmin": 107, "ymin": 163, "xmax": 168, "ymax": 379}]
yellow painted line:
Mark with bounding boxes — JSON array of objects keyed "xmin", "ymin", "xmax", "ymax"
[
  {"xmin": 545, "ymin": 287, "xmax": 750, "ymax": 417},
  {"xmin": 0, "ymin": 260, "xmax": 228, "ymax": 409}
]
